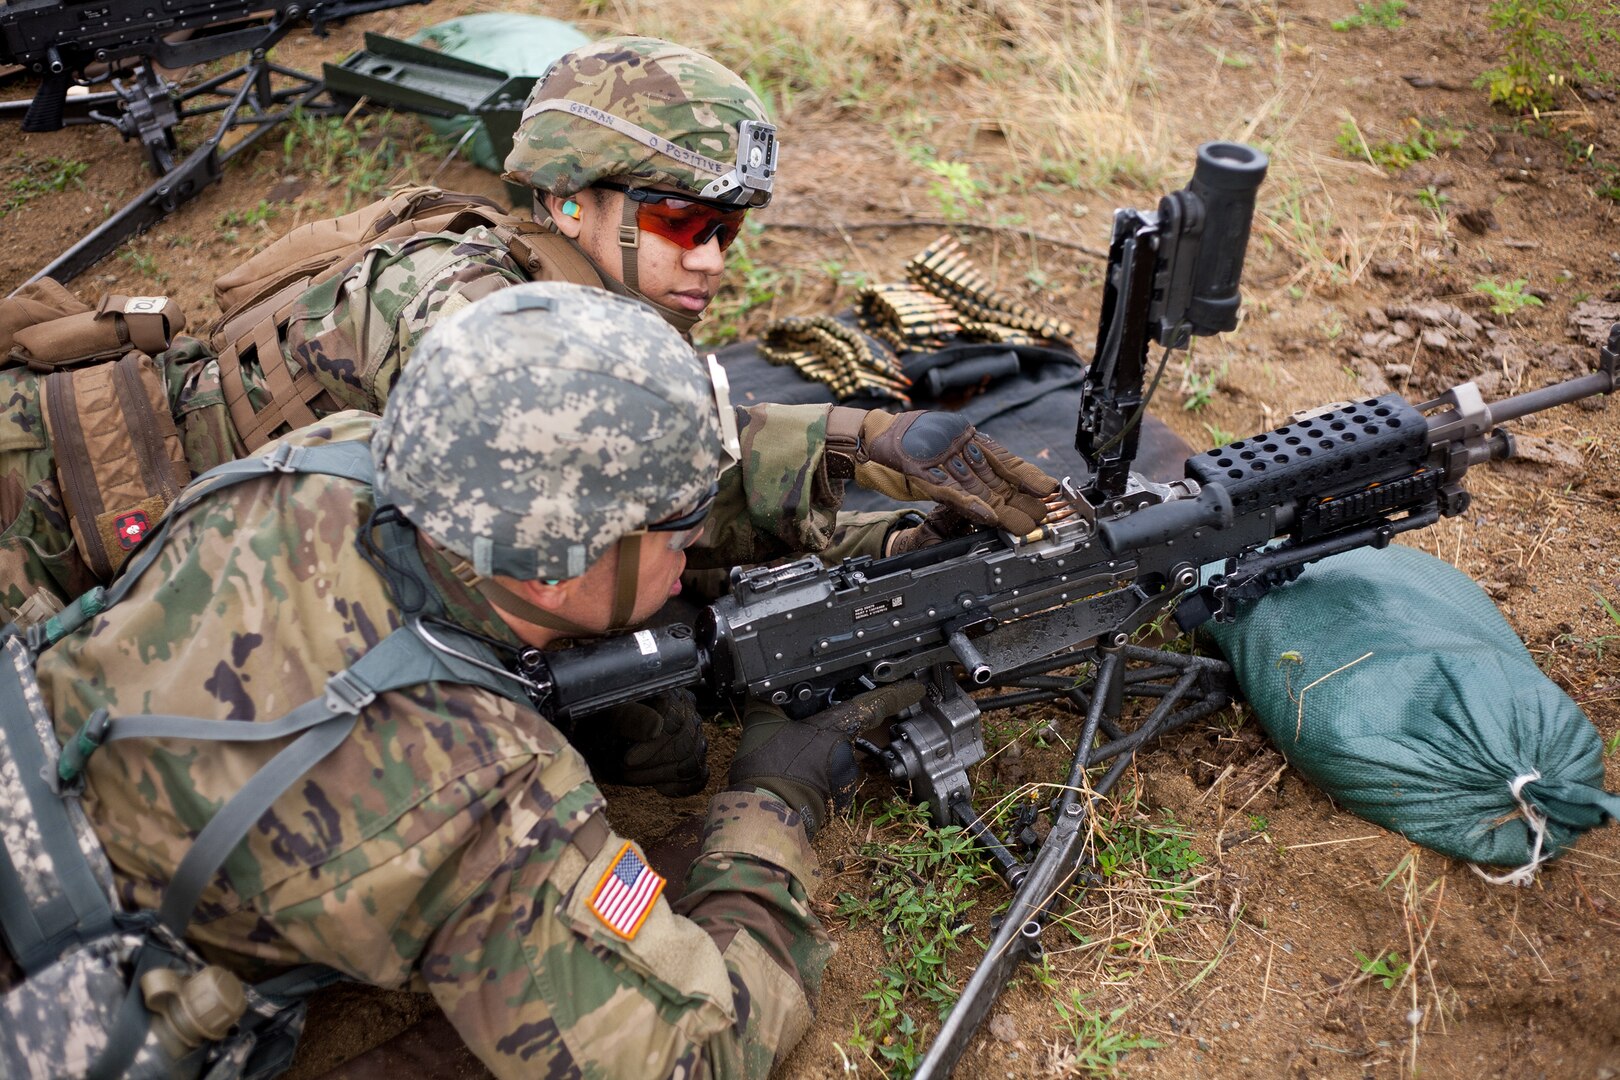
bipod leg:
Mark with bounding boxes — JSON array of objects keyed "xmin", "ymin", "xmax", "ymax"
[
  {"xmin": 911, "ymin": 659, "xmax": 1112, "ymax": 1080},
  {"xmin": 910, "ymin": 646, "xmax": 1234, "ymax": 1079}
]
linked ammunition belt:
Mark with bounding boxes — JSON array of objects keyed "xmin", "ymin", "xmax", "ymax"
[
  {"xmin": 905, "ymin": 236, "xmax": 1075, "ymax": 344},
  {"xmin": 758, "ymin": 236, "xmax": 1074, "ymax": 403},
  {"xmin": 759, "ymin": 315, "xmax": 913, "ymax": 404}
]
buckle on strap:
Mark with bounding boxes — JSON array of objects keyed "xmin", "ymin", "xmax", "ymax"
[
  {"xmin": 324, "ymin": 669, "xmax": 376, "ymax": 715},
  {"xmin": 56, "ymin": 707, "xmax": 111, "ymax": 792},
  {"xmin": 264, "ymin": 442, "xmax": 301, "ymax": 473}
]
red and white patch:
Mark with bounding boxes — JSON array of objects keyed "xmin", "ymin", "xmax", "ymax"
[
  {"xmin": 587, "ymin": 841, "xmax": 665, "ymax": 940},
  {"xmin": 114, "ymin": 510, "xmax": 152, "ymax": 550}
]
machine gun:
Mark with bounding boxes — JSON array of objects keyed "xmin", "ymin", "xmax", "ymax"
[
  {"xmin": 499, "ymin": 143, "xmax": 1615, "ymax": 1076},
  {"xmin": 0, "ymin": 0, "xmax": 430, "ymax": 286}
]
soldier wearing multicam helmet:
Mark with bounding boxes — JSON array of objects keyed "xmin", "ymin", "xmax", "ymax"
[
  {"xmin": 0, "ymin": 35, "xmax": 1058, "ymax": 802},
  {"xmin": 17, "ymin": 284, "xmax": 914, "ymax": 1076}
]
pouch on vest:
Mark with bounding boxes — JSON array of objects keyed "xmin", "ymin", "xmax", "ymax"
[
  {"xmin": 40, "ymin": 352, "xmax": 190, "ymax": 579},
  {"xmin": 8, "ymin": 294, "xmax": 187, "ymax": 372},
  {"xmin": 0, "ymin": 279, "xmax": 90, "ymax": 357}
]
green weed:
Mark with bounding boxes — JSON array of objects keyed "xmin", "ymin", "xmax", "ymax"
[
  {"xmin": 221, "ymin": 200, "xmax": 278, "ymax": 228},
  {"xmin": 1050, "ymin": 993, "xmax": 1160, "ymax": 1073},
  {"xmin": 1093, "ymin": 809, "xmax": 1204, "ymax": 918},
  {"xmin": 1203, "ymin": 422, "xmax": 1237, "ymax": 448},
  {"xmin": 1337, "ymin": 117, "xmax": 1465, "ymax": 171},
  {"xmin": 1355, "ymin": 948, "xmax": 1410, "ymax": 989},
  {"xmin": 1332, "ymin": 0, "xmax": 1408, "ymax": 31},
  {"xmin": 1586, "ymin": 588, "xmax": 1620, "ymax": 661},
  {"xmin": 1473, "ymin": 277, "xmax": 1545, "ymax": 315},
  {"xmin": 0, "ymin": 155, "xmax": 88, "ymax": 219},
  {"xmin": 924, "ymin": 160, "xmax": 986, "ymax": 222},
  {"xmin": 1596, "ymin": 589, "xmax": 1620, "ymax": 629},
  {"xmin": 1415, "ymin": 186, "xmax": 1451, "ymax": 212},
  {"xmin": 1478, "ymin": 0, "xmax": 1620, "ymax": 113},
  {"xmin": 1182, "ymin": 362, "xmax": 1227, "ymax": 412},
  {"xmin": 835, "ymin": 800, "xmax": 986, "ymax": 1071},
  {"xmin": 119, "ymin": 249, "xmax": 167, "ymax": 284},
  {"xmin": 280, "ymin": 108, "xmax": 446, "ymax": 211}
]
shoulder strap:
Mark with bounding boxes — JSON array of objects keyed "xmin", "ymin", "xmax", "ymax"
[
  {"xmin": 98, "ymin": 441, "xmax": 376, "ymax": 613},
  {"xmin": 487, "ymin": 222, "xmax": 605, "ymax": 287}
]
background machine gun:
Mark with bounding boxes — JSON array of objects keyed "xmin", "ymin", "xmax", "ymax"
[
  {"xmin": 497, "ymin": 142, "xmax": 1614, "ymax": 1074},
  {"xmin": 0, "ymin": 0, "xmax": 429, "ymax": 286}
]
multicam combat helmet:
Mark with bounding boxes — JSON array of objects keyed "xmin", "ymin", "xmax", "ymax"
[
  {"xmin": 503, "ymin": 36, "xmax": 777, "ymax": 210},
  {"xmin": 372, "ymin": 282, "xmax": 731, "ymax": 585}
]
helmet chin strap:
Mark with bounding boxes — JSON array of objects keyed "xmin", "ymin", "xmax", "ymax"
[
  {"xmin": 536, "ymin": 199, "xmax": 703, "ymax": 338},
  {"xmin": 472, "ymin": 533, "xmax": 646, "ymax": 639}
]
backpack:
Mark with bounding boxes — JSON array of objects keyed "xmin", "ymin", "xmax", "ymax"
[
  {"xmin": 0, "ymin": 439, "xmax": 533, "ymax": 1080},
  {"xmin": 0, "ymin": 190, "xmax": 596, "ymax": 627},
  {"xmin": 0, "ymin": 284, "xmax": 191, "ymax": 624}
]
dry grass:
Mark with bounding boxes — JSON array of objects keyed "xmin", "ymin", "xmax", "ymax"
[{"xmin": 587, "ymin": 0, "xmax": 1178, "ymax": 189}]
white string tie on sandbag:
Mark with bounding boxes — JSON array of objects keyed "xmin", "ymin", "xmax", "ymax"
[{"xmin": 1471, "ymin": 770, "xmax": 1550, "ymax": 888}]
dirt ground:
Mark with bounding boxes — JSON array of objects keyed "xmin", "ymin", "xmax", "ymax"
[{"xmin": 3, "ymin": 0, "xmax": 1618, "ymax": 1077}]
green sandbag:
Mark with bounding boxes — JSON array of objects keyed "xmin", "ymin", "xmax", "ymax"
[
  {"xmin": 1204, "ymin": 545, "xmax": 1619, "ymax": 875},
  {"xmin": 407, "ymin": 14, "xmax": 590, "ymax": 173}
]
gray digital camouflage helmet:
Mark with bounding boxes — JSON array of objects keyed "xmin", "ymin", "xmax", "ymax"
[{"xmin": 372, "ymin": 282, "xmax": 725, "ymax": 582}]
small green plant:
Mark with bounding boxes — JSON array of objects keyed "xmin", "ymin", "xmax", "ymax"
[
  {"xmin": 1478, "ymin": 0, "xmax": 1620, "ymax": 114},
  {"xmin": 281, "ymin": 108, "xmax": 445, "ymax": 211},
  {"xmin": 1594, "ymin": 588, "xmax": 1620, "ymax": 629},
  {"xmin": 1182, "ymin": 362, "xmax": 1227, "ymax": 411},
  {"xmin": 1093, "ymin": 809, "xmax": 1204, "ymax": 918},
  {"xmin": 924, "ymin": 160, "xmax": 986, "ymax": 222},
  {"xmin": 1247, "ymin": 814, "xmax": 1270, "ymax": 832},
  {"xmin": 836, "ymin": 801, "xmax": 986, "ymax": 1069},
  {"xmin": 1050, "ymin": 993, "xmax": 1160, "ymax": 1073},
  {"xmin": 1415, "ymin": 186, "xmax": 1451, "ymax": 212},
  {"xmin": 0, "ymin": 154, "xmax": 88, "ymax": 219},
  {"xmin": 1605, "ymin": 730, "xmax": 1620, "ymax": 757},
  {"xmin": 1337, "ymin": 118, "xmax": 1465, "ymax": 171},
  {"xmin": 1332, "ymin": 0, "xmax": 1407, "ymax": 30},
  {"xmin": 817, "ymin": 259, "xmax": 869, "ymax": 291},
  {"xmin": 1355, "ymin": 948, "xmax": 1410, "ymax": 989},
  {"xmin": 1587, "ymin": 588, "xmax": 1620, "ymax": 661},
  {"xmin": 1203, "ymin": 422, "xmax": 1237, "ymax": 448},
  {"xmin": 1473, "ymin": 277, "xmax": 1544, "ymax": 315},
  {"xmin": 221, "ymin": 200, "xmax": 278, "ymax": 228},
  {"xmin": 119, "ymin": 249, "xmax": 167, "ymax": 283}
]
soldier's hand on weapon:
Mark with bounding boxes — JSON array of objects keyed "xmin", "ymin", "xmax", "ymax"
[
  {"xmin": 728, "ymin": 681, "xmax": 926, "ymax": 837},
  {"xmin": 826, "ymin": 408, "xmax": 1059, "ymax": 535},
  {"xmin": 883, "ymin": 506, "xmax": 977, "ymax": 556},
  {"xmin": 574, "ymin": 689, "xmax": 709, "ymax": 797}
]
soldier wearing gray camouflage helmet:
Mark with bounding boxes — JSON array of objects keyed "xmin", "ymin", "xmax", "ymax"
[
  {"xmin": 0, "ymin": 34, "xmax": 1057, "ymax": 811},
  {"xmin": 373, "ymin": 282, "xmax": 730, "ymax": 638},
  {"xmin": 21, "ymin": 283, "xmax": 900, "ymax": 1077}
]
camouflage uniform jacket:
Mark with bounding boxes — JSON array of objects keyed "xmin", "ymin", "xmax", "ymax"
[{"xmin": 33, "ymin": 413, "xmax": 830, "ymax": 1078}]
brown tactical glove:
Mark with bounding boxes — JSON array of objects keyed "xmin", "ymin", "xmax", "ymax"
[
  {"xmin": 882, "ymin": 507, "xmax": 978, "ymax": 556},
  {"xmin": 824, "ymin": 407, "xmax": 1058, "ymax": 535}
]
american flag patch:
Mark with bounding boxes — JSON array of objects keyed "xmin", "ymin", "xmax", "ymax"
[{"xmin": 587, "ymin": 842, "xmax": 665, "ymax": 940}]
